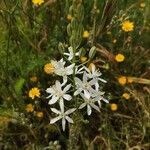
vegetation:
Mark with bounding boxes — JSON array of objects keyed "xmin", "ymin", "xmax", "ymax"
[{"xmin": 0, "ymin": 0, "xmax": 150, "ymax": 149}]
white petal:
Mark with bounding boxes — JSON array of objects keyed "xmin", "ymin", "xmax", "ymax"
[
  {"xmin": 89, "ymin": 87, "xmax": 96, "ymax": 95},
  {"xmin": 63, "ymin": 94, "xmax": 72, "ymax": 101},
  {"xmin": 75, "ymin": 77, "xmax": 82, "ymax": 86},
  {"xmin": 55, "ymin": 80, "xmax": 62, "ymax": 91},
  {"xmin": 75, "ymin": 66, "xmax": 84, "ymax": 74},
  {"xmin": 83, "ymin": 72, "xmax": 88, "ymax": 83},
  {"xmin": 60, "ymin": 58, "xmax": 64, "ymax": 63},
  {"xmin": 65, "ymin": 108, "xmax": 76, "ymax": 115},
  {"xmin": 64, "ymin": 50, "xmax": 73, "ymax": 60},
  {"xmin": 59, "ymin": 98, "xmax": 64, "ymax": 113},
  {"xmin": 93, "ymin": 96, "xmax": 100, "ymax": 101},
  {"xmin": 63, "ymin": 84, "xmax": 71, "ymax": 93},
  {"xmin": 62, "ymin": 76, "xmax": 67, "ymax": 86},
  {"xmin": 62, "ymin": 118, "xmax": 66, "ymax": 131},
  {"xmin": 64, "ymin": 52, "xmax": 70, "ymax": 56},
  {"xmin": 68, "ymin": 55, "xmax": 73, "ymax": 61},
  {"xmin": 89, "ymin": 79, "xmax": 97, "ymax": 85},
  {"xmin": 46, "ymin": 94, "xmax": 52, "ymax": 99},
  {"xmin": 102, "ymin": 98, "xmax": 109, "ymax": 103},
  {"xmin": 65, "ymin": 116, "xmax": 74, "ymax": 123},
  {"xmin": 79, "ymin": 103, "xmax": 86, "ymax": 109},
  {"xmin": 95, "ymin": 82, "xmax": 99, "ymax": 91},
  {"xmin": 74, "ymin": 89, "xmax": 82, "ymax": 96},
  {"xmin": 66, "ymin": 69, "xmax": 73, "ymax": 76},
  {"xmin": 99, "ymin": 78, "xmax": 107, "ymax": 83},
  {"xmin": 46, "ymin": 87, "xmax": 54, "ymax": 94},
  {"xmin": 98, "ymin": 91, "xmax": 105, "ymax": 95},
  {"xmin": 87, "ymin": 105, "xmax": 92, "ymax": 115},
  {"xmin": 51, "ymin": 108, "xmax": 61, "ymax": 114},
  {"xmin": 48, "ymin": 96, "xmax": 59, "ymax": 105},
  {"xmin": 50, "ymin": 116, "xmax": 62, "ymax": 124},
  {"xmin": 84, "ymin": 66, "xmax": 90, "ymax": 74},
  {"xmin": 80, "ymin": 92, "xmax": 84, "ymax": 99},
  {"xmin": 83, "ymin": 90, "xmax": 90, "ymax": 99},
  {"xmin": 90, "ymin": 103, "xmax": 100, "ymax": 112},
  {"xmin": 97, "ymin": 101, "xmax": 101, "ymax": 107},
  {"xmin": 67, "ymin": 63, "xmax": 75, "ymax": 69},
  {"xmin": 66, "ymin": 64, "xmax": 75, "ymax": 75}
]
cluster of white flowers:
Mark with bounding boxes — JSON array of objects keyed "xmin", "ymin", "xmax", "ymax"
[{"xmin": 46, "ymin": 46, "xmax": 108, "ymax": 131}]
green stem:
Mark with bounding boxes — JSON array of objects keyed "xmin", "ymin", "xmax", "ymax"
[
  {"xmin": 72, "ymin": 47, "xmax": 77, "ymax": 107},
  {"xmin": 91, "ymin": 0, "xmax": 97, "ymax": 46}
]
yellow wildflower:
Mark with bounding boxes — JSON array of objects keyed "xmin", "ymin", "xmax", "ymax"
[
  {"xmin": 115, "ymin": 54, "xmax": 125, "ymax": 62},
  {"xmin": 29, "ymin": 87, "xmax": 40, "ymax": 99},
  {"xmin": 36, "ymin": 111, "xmax": 44, "ymax": 118},
  {"xmin": 80, "ymin": 56, "xmax": 87, "ymax": 63},
  {"xmin": 30, "ymin": 76, "xmax": 38, "ymax": 82},
  {"xmin": 67, "ymin": 14, "xmax": 72, "ymax": 21},
  {"xmin": 118, "ymin": 76, "xmax": 127, "ymax": 85},
  {"xmin": 110, "ymin": 103, "xmax": 118, "ymax": 111},
  {"xmin": 26, "ymin": 104, "xmax": 34, "ymax": 113},
  {"xmin": 32, "ymin": 0, "xmax": 44, "ymax": 5},
  {"xmin": 88, "ymin": 63, "xmax": 95, "ymax": 71},
  {"xmin": 122, "ymin": 20, "xmax": 134, "ymax": 32},
  {"xmin": 44, "ymin": 63, "xmax": 54, "ymax": 74},
  {"xmin": 140, "ymin": 3, "xmax": 145, "ymax": 8},
  {"xmin": 122, "ymin": 93, "xmax": 130, "ymax": 100},
  {"xmin": 83, "ymin": 31, "xmax": 89, "ymax": 38}
]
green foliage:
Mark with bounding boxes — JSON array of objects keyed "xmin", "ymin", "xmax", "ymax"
[{"xmin": 14, "ymin": 78, "xmax": 25, "ymax": 95}]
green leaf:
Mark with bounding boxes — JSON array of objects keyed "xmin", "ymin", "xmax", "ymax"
[
  {"xmin": 58, "ymin": 42, "xmax": 65, "ymax": 54},
  {"xmin": 79, "ymin": 48, "xmax": 86, "ymax": 56},
  {"xmin": 14, "ymin": 78, "xmax": 25, "ymax": 95},
  {"xmin": 77, "ymin": 4, "xmax": 84, "ymax": 21},
  {"xmin": 67, "ymin": 24, "xmax": 72, "ymax": 36},
  {"xmin": 70, "ymin": 18, "xmax": 78, "ymax": 30}
]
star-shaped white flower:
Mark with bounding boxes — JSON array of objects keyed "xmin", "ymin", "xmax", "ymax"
[
  {"xmin": 64, "ymin": 46, "xmax": 79, "ymax": 61},
  {"xmin": 74, "ymin": 72, "xmax": 96, "ymax": 96},
  {"xmin": 51, "ymin": 59, "xmax": 75, "ymax": 84},
  {"xmin": 85, "ymin": 65, "xmax": 107, "ymax": 91},
  {"xmin": 50, "ymin": 104, "xmax": 76, "ymax": 131},
  {"xmin": 46, "ymin": 80, "xmax": 72, "ymax": 106},
  {"xmin": 79, "ymin": 92, "xmax": 100, "ymax": 116}
]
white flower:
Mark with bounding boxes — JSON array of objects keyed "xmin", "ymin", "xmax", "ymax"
[
  {"xmin": 64, "ymin": 46, "xmax": 79, "ymax": 61},
  {"xmin": 50, "ymin": 104, "xmax": 76, "ymax": 131},
  {"xmin": 79, "ymin": 92, "xmax": 100, "ymax": 116},
  {"xmin": 46, "ymin": 80, "xmax": 72, "ymax": 107},
  {"xmin": 51, "ymin": 59, "xmax": 75, "ymax": 84},
  {"xmin": 51, "ymin": 59, "xmax": 74, "ymax": 76},
  {"xmin": 74, "ymin": 72, "xmax": 96, "ymax": 96},
  {"xmin": 85, "ymin": 65, "xmax": 106, "ymax": 91}
]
